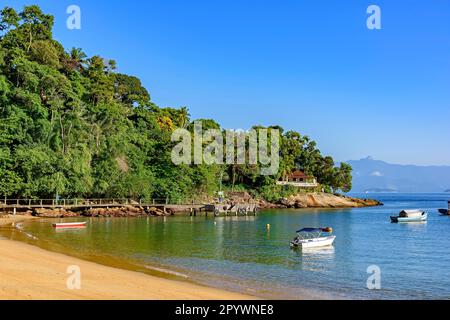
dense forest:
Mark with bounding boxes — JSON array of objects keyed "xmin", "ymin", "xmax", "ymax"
[{"xmin": 0, "ymin": 5, "xmax": 352, "ymax": 202}]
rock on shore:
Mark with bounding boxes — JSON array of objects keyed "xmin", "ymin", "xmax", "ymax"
[
  {"xmin": 24, "ymin": 192, "xmax": 381, "ymax": 218},
  {"xmin": 219, "ymin": 191, "xmax": 381, "ymax": 209},
  {"xmin": 83, "ymin": 206, "xmax": 146, "ymax": 217},
  {"xmin": 32, "ymin": 208, "xmax": 79, "ymax": 218},
  {"xmin": 278, "ymin": 192, "xmax": 382, "ymax": 209},
  {"xmin": 31, "ymin": 206, "xmax": 174, "ymax": 218}
]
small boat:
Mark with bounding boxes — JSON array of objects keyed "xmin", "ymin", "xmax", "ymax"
[
  {"xmin": 390, "ymin": 210, "xmax": 427, "ymax": 223},
  {"xmin": 52, "ymin": 222, "xmax": 87, "ymax": 229},
  {"xmin": 290, "ymin": 227, "xmax": 336, "ymax": 249},
  {"xmin": 438, "ymin": 201, "xmax": 450, "ymax": 216}
]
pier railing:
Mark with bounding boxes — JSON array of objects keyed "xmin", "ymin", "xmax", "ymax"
[
  {"xmin": 0, "ymin": 198, "xmax": 195, "ymax": 208},
  {"xmin": 0, "ymin": 198, "xmax": 259, "ymax": 217}
]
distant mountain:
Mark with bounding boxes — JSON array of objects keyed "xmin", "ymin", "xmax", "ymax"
[{"xmin": 348, "ymin": 157, "xmax": 450, "ymax": 193}]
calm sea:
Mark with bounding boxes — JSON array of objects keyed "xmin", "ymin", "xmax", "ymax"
[{"xmin": 4, "ymin": 193, "xmax": 450, "ymax": 300}]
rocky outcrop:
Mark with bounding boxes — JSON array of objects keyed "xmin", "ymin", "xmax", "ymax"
[
  {"xmin": 83, "ymin": 206, "xmax": 146, "ymax": 217},
  {"xmin": 278, "ymin": 192, "xmax": 382, "ymax": 209},
  {"xmin": 226, "ymin": 192, "xmax": 254, "ymax": 204},
  {"xmin": 83, "ymin": 206, "xmax": 175, "ymax": 217},
  {"xmin": 222, "ymin": 191, "xmax": 381, "ymax": 209},
  {"xmin": 33, "ymin": 208, "xmax": 79, "ymax": 218},
  {"xmin": 27, "ymin": 192, "xmax": 381, "ymax": 218},
  {"xmin": 31, "ymin": 206, "xmax": 175, "ymax": 218}
]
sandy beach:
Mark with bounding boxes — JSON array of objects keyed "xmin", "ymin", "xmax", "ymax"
[
  {"xmin": 0, "ymin": 214, "xmax": 37, "ymax": 227},
  {"xmin": 0, "ymin": 216, "xmax": 256, "ymax": 300}
]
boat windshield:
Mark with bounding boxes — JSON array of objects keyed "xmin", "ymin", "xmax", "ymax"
[
  {"xmin": 296, "ymin": 228, "xmax": 324, "ymax": 233},
  {"xmin": 295, "ymin": 227, "xmax": 332, "ymax": 239}
]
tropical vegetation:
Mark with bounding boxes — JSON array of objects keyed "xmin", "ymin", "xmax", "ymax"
[{"xmin": 0, "ymin": 5, "xmax": 352, "ymax": 202}]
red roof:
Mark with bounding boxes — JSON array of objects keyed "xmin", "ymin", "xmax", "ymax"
[{"xmin": 289, "ymin": 170, "xmax": 310, "ymax": 179}]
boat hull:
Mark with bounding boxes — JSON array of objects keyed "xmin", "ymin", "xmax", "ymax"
[
  {"xmin": 290, "ymin": 236, "xmax": 336, "ymax": 249},
  {"xmin": 438, "ymin": 209, "xmax": 449, "ymax": 216},
  {"xmin": 52, "ymin": 222, "xmax": 87, "ymax": 229},
  {"xmin": 391, "ymin": 214, "xmax": 427, "ymax": 223}
]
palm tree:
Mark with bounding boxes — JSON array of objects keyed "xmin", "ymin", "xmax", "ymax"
[
  {"xmin": 68, "ymin": 47, "xmax": 87, "ymax": 71},
  {"xmin": 178, "ymin": 106, "xmax": 190, "ymax": 128}
]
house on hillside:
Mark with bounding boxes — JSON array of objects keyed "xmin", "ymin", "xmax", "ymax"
[{"xmin": 277, "ymin": 170, "xmax": 318, "ymax": 188}]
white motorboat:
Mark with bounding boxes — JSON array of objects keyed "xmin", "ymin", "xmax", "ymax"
[
  {"xmin": 391, "ymin": 210, "xmax": 427, "ymax": 223},
  {"xmin": 290, "ymin": 227, "xmax": 336, "ymax": 249}
]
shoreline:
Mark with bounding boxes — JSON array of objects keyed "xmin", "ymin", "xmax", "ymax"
[
  {"xmin": 1, "ymin": 192, "xmax": 382, "ymax": 218},
  {"xmin": 0, "ymin": 237, "xmax": 258, "ymax": 300},
  {"xmin": 0, "ymin": 215, "xmax": 260, "ymax": 300},
  {"xmin": 0, "ymin": 215, "xmax": 327, "ymax": 300}
]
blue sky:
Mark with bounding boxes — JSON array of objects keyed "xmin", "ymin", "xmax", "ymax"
[{"xmin": 3, "ymin": 0, "xmax": 450, "ymax": 165}]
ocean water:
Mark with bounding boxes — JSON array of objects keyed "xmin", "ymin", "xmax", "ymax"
[{"xmin": 4, "ymin": 193, "xmax": 450, "ymax": 300}]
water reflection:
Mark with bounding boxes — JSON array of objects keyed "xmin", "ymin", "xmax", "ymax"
[
  {"xmin": 301, "ymin": 246, "xmax": 336, "ymax": 257},
  {"xmin": 55, "ymin": 227, "xmax": 87, "ymax": 233},
  {"xmin": 4, "ymin": 193, "xmax": 450, "ymax": 299}
]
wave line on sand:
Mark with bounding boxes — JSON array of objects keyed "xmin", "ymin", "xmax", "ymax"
[{"xmin": 144, "ymin": 265, "xmax": 189, "ymax": 279}]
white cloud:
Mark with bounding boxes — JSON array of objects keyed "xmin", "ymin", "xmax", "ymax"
[{"xmin": 370, "ymin": 171, "xmax": 383, "ymax": 177}]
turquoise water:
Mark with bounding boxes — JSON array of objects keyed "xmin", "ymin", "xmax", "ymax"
[{"xmin": 8, "ymin": 193, "xmax": 450, "ymax": 300}]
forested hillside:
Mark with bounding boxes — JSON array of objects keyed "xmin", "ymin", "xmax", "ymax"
[{"xmin": 0, "ymin": 5, "xmax": 352, "ymax": 202}]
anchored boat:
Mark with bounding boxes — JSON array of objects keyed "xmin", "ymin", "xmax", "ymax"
[
  {"xmin": 438, "ymin": 201, "xmax": 450, "ymax": 216},
  {"xmin": 390, "ymin": 210, "xmax": 427, "ymax": 223},
  {"xmin": 290, "ymin": 227, "xmax": 336, "ymax": 249},
  {"xmin": 52, "ymin": 222, "xmax": 87, "ymax": 229}
]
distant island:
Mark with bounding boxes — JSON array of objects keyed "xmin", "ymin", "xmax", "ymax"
[
  {"xmin": 364, "ymin": 188, "xmax": 398, "ymax": 193},
  {"xmin": 348, "ymin": 157, "xmax": 450, "ymax": 193},
  {"xmin": 445, "ymin": 190, "xmax": 450, "ymax": 193}
]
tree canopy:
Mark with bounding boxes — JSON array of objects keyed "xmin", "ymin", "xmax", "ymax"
[{"xmin": 0, "ymin": 5, "xmax": 352, "ymax": 201}]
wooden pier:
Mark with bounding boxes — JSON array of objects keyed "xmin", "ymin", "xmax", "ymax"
[{"xmin": 0, "ymin": 198, "xmax": 258, "ymax": 216}]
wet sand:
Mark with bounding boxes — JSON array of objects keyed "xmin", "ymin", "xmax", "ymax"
[{"xmin": 0, "ymin": 216, "xmax": 257, "ymax": 300}]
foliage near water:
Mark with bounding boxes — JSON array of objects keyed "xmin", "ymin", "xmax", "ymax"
[{"xmin": 0, "ymin": 5, "xmax": 352, "ymax": 202}]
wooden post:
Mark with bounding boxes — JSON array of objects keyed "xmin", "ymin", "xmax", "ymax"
[
  {"xmin": 13, "ymin": 207, "xmax": 16, "ymax": 215},
  {"xmin": 40, "ymin": 199, "xmax": 43, "ymax": 208}
]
